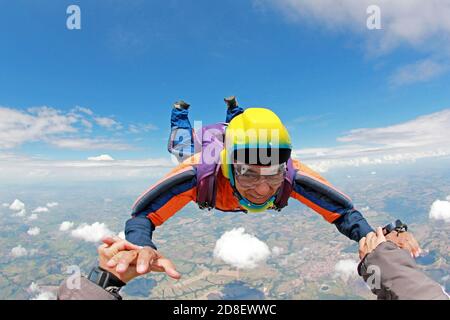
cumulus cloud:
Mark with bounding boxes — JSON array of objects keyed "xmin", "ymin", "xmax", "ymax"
[
  {"xmin": 0, "ymin": 158, "xmax": 173, "ymax": 182},
  {"xmin": 389, "ymin": 59, "xmax": 450, "ymax": 87},
  {"xmin": 272, "ymin": 246, "xmax": 284, "ymax": 256},
  {"xmin": 32, "ymin": 207, "xmax": 49, "ymax": 213},
  {"xmin": 50, "ymin": 138, "xmax": 131, "ymax": 151},
  {"xmin": 128, "ymin": 123, "xmax": 158, "ymax": 134},
  {"xmin": 9, "ymin": 199, "xmax": 25, "ymax": 211},
  {"xmin": 14, "ymin": 209, "xmax": 27, "ymax": 217},
  {"xmin": 87, "ymin": 154, "xmax": 115, "ymax": 161},
  {"xmin": 429, "ymin": 197, "xmax": 450, "ymax": 222},
  {"xmin": 27, "ymin": 214, "xmax": 38, "ymax": 221},
  {"xmin": 27, "ymin": 227, "xmax": 40, "ymax": 236},
  {"xmin": 334, "ymin": 259, "xmax": 359, "ymax": 281},
  {"xmin": 260, "ymin": 0, "xmax": 450, "ymax": 85},
  {"xmin": 0, "ymin": 106, "xmax": 77, "ymax": 149},
  {"xmin": 73, "ymin": 106, "xmax": 93, "ymax": 116},
  {"xmin": 11, "ymin": 245, "xmax": 28, "ymax": 257},
  {"xmin": 31, "ymin": 291, "xmax": 56, "ymax": 300},
  {"xmin": 213, "ymin": 228, "xmax": 271, "ymax": 269},
  {"xmin": 293, "ymin": 109, "xmax": 450, "ymax": 172},
  {"xmin": 27, "ymin": 282, "xmax": 40, "ymax": 294},
  {"xmin": 28, "ymin": 283, "xmax": 56, "ymax": 300},
  {"xmin": 94, "ymin": 117, "xmax": 119, "ymax": 128},
  {"xmin": 0, "ymin": 106, "xmax": 131, "ymax": 151},
  {"xmin": 46, "ymin": 202, "xmax": 58, "ymax": 208},
  {"xmin": 59, "ymin": 221, "xmax": 74, "ymax": 231},
  {"xmin": 71, "ymin": 222, "xmax": 114, "ymax": 242}
]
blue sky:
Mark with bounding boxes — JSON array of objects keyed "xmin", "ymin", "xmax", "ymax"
[{"xmin": 1, "ymin": 0, "xmax": 450, "ymax": 166}]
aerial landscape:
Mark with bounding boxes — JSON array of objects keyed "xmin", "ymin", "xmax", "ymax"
[{"xmin": 1, "ymin": 161, "xmax": 449, "ymax": 300}]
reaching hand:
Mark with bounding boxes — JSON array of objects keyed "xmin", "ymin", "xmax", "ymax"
[
  {"xmin": 384, "ymin": 230, "xmax": 422, "ymax": 258},
  {"xmin": 98, "ymin": 237, "xmax": 181, "ymax": 283},
  {"xmin": 358, "ymin": 227, "xmax": 386, "ymax": 260}
]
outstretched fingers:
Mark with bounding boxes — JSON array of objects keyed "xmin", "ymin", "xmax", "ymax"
[
  {"xmin": 101, "ymin": 237, "xmax": 142, "ymax": 256},
  {"xmin": 136, "ymin": 249, "xmax": 158, "ymax": 274},
  {"xmin": 359, "ymin": 236, "xmax": 367, "ymax": 259},
  {"xmin": 107, "ymin": 250, "xmax": 138, "ymax": 273},
  {"xmin": 153, "ymin": 257, "xmax": 181, "ymax": 280}
]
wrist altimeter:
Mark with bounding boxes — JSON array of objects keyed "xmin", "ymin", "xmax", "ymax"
[
  {"xmin": 383, "ymin": 219, "xmax": 408, "ymax": 235},
  {"xmin": 87, "ymin": 266, "xmax": 126, "ymax": 290}
]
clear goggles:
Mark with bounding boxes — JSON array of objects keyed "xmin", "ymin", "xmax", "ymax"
[{"xmin": 233, "ymin": 163, "xmax": 286, "ymax": 187}]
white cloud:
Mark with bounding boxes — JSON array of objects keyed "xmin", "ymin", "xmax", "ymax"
[
  {"xmin": 2, "ymin": 203, "xmax": 9, "ymax": 207},
  {"xmin": 94, "ymin": 117, "xmax": 121, "ymax": 129},
  {"xmin": 50, "ymin": 138, "xmax": 131, "ymax": 151},
  {"xmin": 27, "ymin": 282, "xmax": 40, "ymax": 294},
  {"xmin": 28, "ymin": 282, "xmax": 56, "ymax": 300},
  {"xmin": 59, "ymin": 221, "xmax": 74, "ymax": 231},
  {"xmin": 73, "ymin": 106, "xmax": 93, "ymax": 116},
  {"xmin": 46, "ymin": 202, "xmax": 58, "ymax": 208},
  {"xmin": 11, "ymin": 245, "xmax": 28, "ymax": 257},
  {"xmin": 272, "ymin": 246, "xmax": 284, "ymax": 256},
  {"xmin": 334, "ymin": 259, "xmax": 359, "ymax": 281},
  {"xmin": 32, "ymin": 206, "xmax": 49, "ymax": 213},
  {"xmin": 28, "ymin": 283, "xmax": 56, "ymax": 300},
  {"xmin": 31, "ymin": 291, "xmax": 56, "ymax": 300},
  {"xmin": 9, "ymin": 199, "xmax": 25, "ymax": 211},
  {"xmin": 71, "ymin": 222, "xmax": 114, "ymax": 242},
  {"xmin": 0, "ymin": 158, "xmax": 173, "ymax": 182},
  {"xmin": 261, "ymin": 0, "xmax": 450, "ymax": 85},
  {"xmin": 27, "ymin": 214, "xmax": 38, "ymax": 221},
  {"xmin": 27, "ymin": 227, "xmax": 40, "ymax": 236},
  {"xmin": 0, "ymin": 106, "xmax": 78, "ymax": 149},
  {"xmin": 429, "ymin": 198, "xmax": 450, "ymax": 222},
  {"xmin": 293, "ymin": 109, "xmax": 450, "ymax": 172},
  {"xmin": 389, "ymin": 59, "xmax": 450, "ymax": 87},
  {"xmin": 0, "ymin": 106, "xmax": 132, "ymax": 151},
  {"xmin": 213, "ymin": 228, "xmax": 271, "ymax": 269},
  {"xmin": 129, "ymin": 123, "xmax": 158, "ymax": 133},
  {"xmin": 87, "ymin": 154, "xmax": 115, "ymax": 161},
  {"xmin": 14, "ymin": 209, "xmax": 27, "ymax": 217}
]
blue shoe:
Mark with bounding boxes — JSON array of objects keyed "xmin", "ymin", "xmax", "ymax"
[
  {"xmin": 173, "ymin": 100, "xmax": 190, "ymax": 110},
  {"xmin": 224, "ymin": 96, "xmax": 238, "ymax": 109}
]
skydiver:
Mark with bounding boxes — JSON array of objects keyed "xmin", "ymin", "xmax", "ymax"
[{"xmin": 117, "ymin": 99, "xmax": 421, "ymax": 278}]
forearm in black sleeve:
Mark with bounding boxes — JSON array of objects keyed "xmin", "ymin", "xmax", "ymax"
[
  {"xmin": 333, "ymin": 209, "xmax": 374, "ymax": 242},
  {"xmin": 125, "ymin": 214, "xmax": 157, "ymax": 249}
]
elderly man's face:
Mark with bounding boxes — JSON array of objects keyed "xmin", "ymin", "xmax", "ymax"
[{"xmin": 233, "ymin": 164, "xmax": 285, "ymax": 205}]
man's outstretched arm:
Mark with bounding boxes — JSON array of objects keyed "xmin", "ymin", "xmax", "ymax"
[
  {"xmin": 125, "ymin": 165, "xmax": 197, "ymax": 247},
  {"xmin": 333, "ymin": 209, "xmax": 374, "ymax": 242},
  {"xmin": 125, "ymin": 214, "xmax": 157, "ymax": 249},
  {"xmin": 290, "ymin": 159, "xmax": 374, "ymax": 242}
]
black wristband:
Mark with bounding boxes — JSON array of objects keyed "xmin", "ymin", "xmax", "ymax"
[{"xmin": 87, "ymin": 266, "xmax": 126, "ymax": 289}]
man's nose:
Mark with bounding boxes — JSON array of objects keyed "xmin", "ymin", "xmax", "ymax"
[{"xmin": 254, "ymin": 180, "xmax": 271, "ymax": 195}]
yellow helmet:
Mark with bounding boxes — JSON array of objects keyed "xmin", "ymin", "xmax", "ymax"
[{"xmin": 221, "ymin": 108, "xmax": 292, "ymax": 180}]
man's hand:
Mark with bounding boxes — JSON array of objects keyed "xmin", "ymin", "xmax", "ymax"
[
  {"xmin": 97, "ymin": 237, "xmax": 143, "ymax": 283},
  {"xmin": 99, "ymin": 237, "xmax": 181, "ymax": 283},
  {"xmin": 359, "ymin": 227, "xmax": 386, "ymax": 260},
  {"xmin": 384, "ymin": 230, "xmax": 421, "ymax": 258}
]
